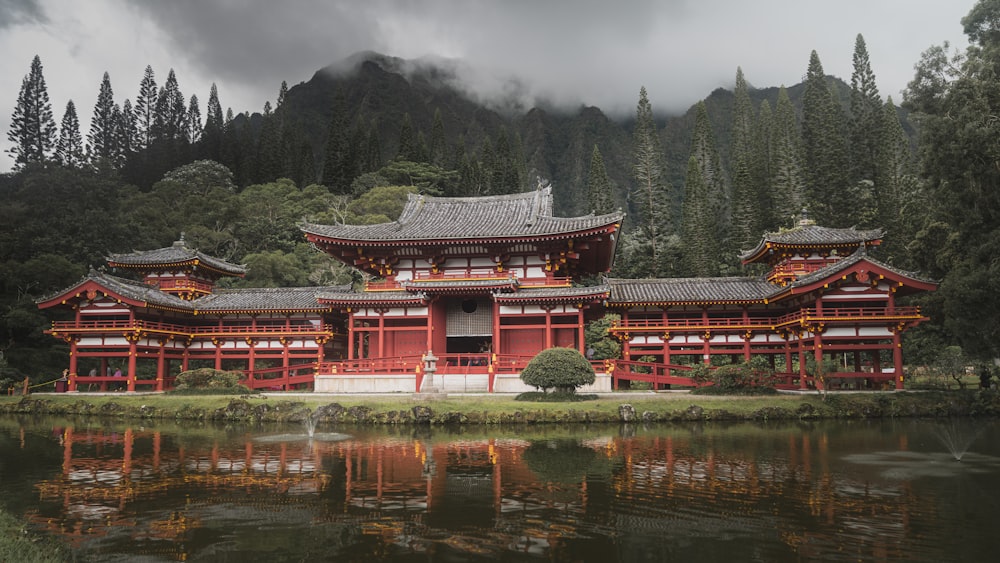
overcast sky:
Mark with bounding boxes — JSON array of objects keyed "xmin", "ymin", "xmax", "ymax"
[{"xmin": 0, "ymin": 0, "xmax": 979, "ymax": 172}]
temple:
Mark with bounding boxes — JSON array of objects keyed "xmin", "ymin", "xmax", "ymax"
[{"xmin": 38, "ymin": 187, "xmax": 935, "ymax": 392}]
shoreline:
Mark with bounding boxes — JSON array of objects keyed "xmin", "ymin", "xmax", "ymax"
[{"xmin": 2, "ymin": 389, "xmax": 999, "ymax": 424}]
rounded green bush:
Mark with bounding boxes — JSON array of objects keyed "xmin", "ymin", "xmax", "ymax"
[{"xmin": 520, "ymin": 347, "xmax": 596, "ymax": 393}]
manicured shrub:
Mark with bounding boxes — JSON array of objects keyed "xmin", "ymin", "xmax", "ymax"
[
  {"xmin": 520, "ymin": 347, "xmax": 596, "ymax": 393},
  {"xmin": 173, "ymin": 368, "xmax": 245, "ymax": 392}
]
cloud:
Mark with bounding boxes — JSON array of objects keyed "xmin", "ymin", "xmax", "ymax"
[{"xmin": 0, "ymin": 0, "xmax": 47, "ymax": 29}]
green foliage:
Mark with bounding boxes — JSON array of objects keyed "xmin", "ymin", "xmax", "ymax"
[
  {"xmin": 520, "ymin": 347, "xmax": 596, "ymax": 393},
  {"xmin": 514, "ymin": 392, "xmax": 598, "ymax": 402},
  {"xmin": 584, "ymin": 313, "xmax": 621, "ymax": 361},
  {"xmin": 802, "ymin": 50, "xmax": 851, "ymax": 226},
  {"xmin": 173, "ymin": 368, "xmax": 249, "ymax": 394},
  {"xmin": 345, "ymin": 184, "xmax": 417, "ymax": 223}
]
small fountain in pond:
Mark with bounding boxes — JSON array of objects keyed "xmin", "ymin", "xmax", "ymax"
[
  {"xmin": 254, "ymin": 408, "xmax": 351, "ymax": 443},
  {"xmin": 933, "ymin": 420, "xmax": 984, "ymax": 462}
]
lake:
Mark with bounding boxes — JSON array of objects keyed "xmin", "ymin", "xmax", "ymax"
[{"xmin": 1, "ymin": 417, "xmax": 999, "ymax": 562}]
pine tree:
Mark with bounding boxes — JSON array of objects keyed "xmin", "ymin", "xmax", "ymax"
[
  {"xmin": 586, "ymin": 145, "xmax": 615, "ymax": 214},
  {"xmin": 321, "ymin": 89, "xmax": 349, "ymax": 193},
  {"xmin": 201, "ymin": 83, "xmax": 224, "ymax": 161},
  {"xmin": 751, "ymin": 99, "xmax": 775, "ymax": 231},
  {"xmin": 396, "ymin": 113, "xmax": 416, "ymax": 161},
  {"xmin": 631, "ymin": 86, "xmax": 670, "ymax": 273},
  {"xmin": 683, "ymin": 102, "xmax": 726, "ymax": 274},
  {"xmin": 770, "ymin": 86, "xmax": 806, "ymax": 228},
  {"xmin": 849, "ymin": 34, "xmax": 883, "ymax": 186},
  {"xmin": 491, "ymin": 127, "xmax": 521, "ymax": 194},
  {"xmin": 681, "ymin": 156, "xmax": 717, "ymax": 276},
  {"xmin": 117, "ymin": 98, "xmax": 138, "ymax": 165},
  {"xmin": 153, "ymin": 69, "xmax": 187, "ymax": 142},
  {"xmin": 7, "ymin": 55, "xmax": 57, "ymax": 167},
  {"xmin": 428, "ymin": 108, "xmax": 447, "ymax": 167},
  {"xmin": 256, "ymin": 101, "xmax": 282, "ymax": 182},
  {"xmin": 55, "ymin": 100, "xmax": 85, "ymax": 167},
  {"xmin": 88, "ymin": 72, "xmax": 119, "ymax": 165},
  {"xmin": 135, "ymin": 65, "xmax": 157, "ymax": 150},
  {"xmin": 801, "ymin": 50, "xmax": 850, "ymax": 226},
  {"xmin": 187, "ymin": 94, "xmax": 201, "ymax": 144},
  {"xmin": 729, "ymin": 67, "xmax": 761, "ymax": 251},
  {"xmin": 874, "ymin": 96, "xmax": 916, "ymax": 257}
]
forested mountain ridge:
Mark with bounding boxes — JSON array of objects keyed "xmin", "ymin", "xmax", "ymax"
[{"xmin": 0, "ymin": 34, "xmax": 949, "ymax": 384}]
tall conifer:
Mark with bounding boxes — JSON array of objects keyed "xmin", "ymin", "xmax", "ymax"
[
  {"xmin": 586, "ymin": 145, "xmax": 615, "ymax": 214},
  {"xmin": 7, "ymin": 55, "xmax": 56, "ymax": 167},
  {"xmin": 135, "ymin": 65, "xmax": 157, "ymax": 150},
  {"xmin": 802, "ymin": 51, "xmax": 850, "ymax": 226},
  {"xmin": 55, "ymin": 100, "xmax": 85, "ymax": 167},
  {"xmin": 849, "ymin": 34, "xmax": 883, "ymax": 186},
  {"xmin": 729, "ymin": 67, "xmax": 761, "ymax": 250},
  {"xmin": 88, "ymin": 72, "xmax": 119, "ymax": 165},
  {"xmin": 770, "ymin": 86, "xmax": 806, "ymax": 227},
  {"xmin": 631, "ymin": 86, "xmax": 670, "ymax": 273}
]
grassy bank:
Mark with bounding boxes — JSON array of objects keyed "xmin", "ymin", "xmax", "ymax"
[
  {"xmin": 0, "ymin": 509, "xmax": 67, "ymax": 563},
  {"xmin": 2, "ymin": 389, "xmax": 999, "ymax": 424}
]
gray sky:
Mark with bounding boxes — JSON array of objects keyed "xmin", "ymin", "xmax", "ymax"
[{"xmin": 0, "ymin": 0, "xmax": 978, "ymax": 172}]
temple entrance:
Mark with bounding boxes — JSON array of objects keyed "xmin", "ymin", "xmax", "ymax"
[{"xmin": 445, "ymin": 297, "xmax": 493, "ymax": 355}]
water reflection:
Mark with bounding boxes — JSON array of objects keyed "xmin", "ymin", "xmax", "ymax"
[{"xmin": 1, "ymin": 419, "xmax": 998, "ymax": 561}]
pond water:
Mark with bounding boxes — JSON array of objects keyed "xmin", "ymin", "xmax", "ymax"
[{"xmin": 1, "ymin": 416, "xmax": 999, "ymax": 562}]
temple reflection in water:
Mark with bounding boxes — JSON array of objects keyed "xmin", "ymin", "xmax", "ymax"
[{"xmin": 3, "ymin": 419, "xmax": 961, "ymax": 561}]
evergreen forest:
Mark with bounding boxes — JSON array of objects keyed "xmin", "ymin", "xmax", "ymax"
[{"xmin": 3, "ymin": 1, "xmax": 1000, "ymax": 381}]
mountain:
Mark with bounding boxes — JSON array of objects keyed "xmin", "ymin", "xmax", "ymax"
[{"xmin": 273, "ymin": 52, "xmax": 905, "ymax": 219}]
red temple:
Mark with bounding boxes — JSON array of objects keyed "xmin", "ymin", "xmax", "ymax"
[{"xmin": 38, "ymin": 189, "xmax": 935, "ymax": 392}]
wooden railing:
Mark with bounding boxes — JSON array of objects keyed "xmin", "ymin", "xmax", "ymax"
[
  {"xmin": 364, "ymin": 272, "xmax": 572, "ymax": 292},
  {"xmin": 612, "ymin": 306, "xmax": 924, "ymax": 333},
  {"xmin": 50, "ymin": 319, "xmax": 332, "ymax": 337}
]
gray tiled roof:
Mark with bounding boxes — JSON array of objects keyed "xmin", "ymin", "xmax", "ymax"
[
  {"xmin": 108, "ymin": 240, "xmax": 247, "ymax": 276},
  {"xmin": 302, "ymin": 187, "xmax": 625, "ymax": 242},
  {"xmin": 741, "ymin": 224, "xmax": 884, "ymax": 261},
  {"xmin": 195, "ymin": 286, "xmax": 349, "ymax": 312},
  {"xmin": 495, "ymin": 284, "xmax": 610, "ymax": 302},
  {"xmin": 787, "ymin": 250, "xmax": 935, "ymax": 289},
  {"xmin": 607, "ymin": 277, "xmax": 775, "ymax": 304},
  {"xmin": 36, "ymin": 270, "xmax": 196, "ymax": 310},
  {"xmin": 316, "ymin": 289, "xmax": 427, "ymax": 304}
]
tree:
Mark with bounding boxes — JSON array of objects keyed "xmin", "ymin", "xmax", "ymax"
[
  {"xmin": 729, "ymin": 67, "xmax": 761, "ymax": 250},
  {"xmin": 135, "ymin": 65, "xmax": 157, "ymax": 150},
  {"xmin": 751, "ymin": 99, "xmax": 775, "ymax": 231},
  {"xmin": 631, "ymin": 86, "xmax": 671, "ymax": 275},
  {"xmin": 849, "ymin": 34, "xmax": 883, "ymax": 186},
  {"xmin": 802, "ymin": 51, "xmax": 850, "ymax": 226},
  {"xmin": 902, "ymin": 1, "xmax": 1000, "ymax": 358},
  {"xmin": 586, "ymin": 145, "xmax": 615, "ymax": 214},
  {"xmin": 682, "ymin": 101, "xmax": 726, "ymax": 274},
  {"xmin": 117, "ymin": 99, "xmax": 138, "ymax": 165},
  {"xmin": 55, "ymin": 100, "xmax": 85, "ymax": 168},
  {"xmin": 874, "ymin": 96, "xmax": 918, "ymax": 259},
  {"xmin": 7, "ymin": 55, "xmax": 56, "ymax": 167},
  {"xmin": 201, "ymin": 83, "xmax": 224, "ymax": 161},
  {"xmin": 770, "ymin": 86, "xmax": 806, "ymax": 227},
  {"xmin": 187, "ymin": 94, "xmax": 201, "ymax": 144},
  {"xmin": 428, "ymin": 108, "xmax": 447, "ymax": 167},
  {"xmin": 153, "ymin": 69, "xmax": 187, "ymax": 142},
  {"xmin": 519, "ymin": 347, "xmax": 596, "ymax": 393},
  {"xmin": 396, "ymin": 113, "xmax": 416, "ymax": 161},
  {"xmin": 88, "ymin": 72, "xmax": 119, "ymax": 165},
  {"xmin": 321, "ymin": 89, "xmax": 350, "ymax": 193}
]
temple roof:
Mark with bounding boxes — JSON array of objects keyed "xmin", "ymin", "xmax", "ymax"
[
  {"xmin": 107, "ymin": 238, "xmax": 247, "ymax": 276},
  {"xmin": 301, "ymin": 187, "xmax": 624, "ymax": 243},
  {"xmin": 606, "ymin": 277, "xmax": 775, "ymax": 305},
  {"xmin": 494, "ymin": 284, "xmax": 610, "ymax": 303},
  {"xmin": 38, "ymin": 270, "xmax": 347, "ymax": 313},
  {"xmin": 195, "ymin": 285, "xmax": 350, "ymax": 312},
  {"xmin": 740, "ymin": 224, "xmax": 884, "ymax": 263}
]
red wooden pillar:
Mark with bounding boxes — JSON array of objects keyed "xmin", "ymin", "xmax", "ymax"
[
  {"xmin": 377, "ymin": 311, "xmax": 385, "ymax": 358},
  {"xmin": 742, "ymin": 307, "xmax": 751, "ymax": 361},
  {"xmin": 492, "ymin": 302, "xmax": 501, "ymax": 355},
  {"xmin": 127, "ymin": 338, "xmax": 137, "ymax": 392},
  {"xmin": 702, "ymin": 308, "xmax": 711, "ymax": 365},
  {"xmin": 798, "ymin": 335, "xmax": 808, "ymax": 390},
  {"xmin": 214, "ymin": 338, "xmax": 223, "ymax": 370},
  {"xmin": 544, "ymin": 310, "xmax": 552, "ymax": 349},
  {"xmin": 348, "ymin": 312, "xmax": 356, "ymax": 360},
  {"xmin": 181, "ymin": 347, "xmax": 189, "ymax": 372},
  {"xmin": 156, "ymin": 340, "xmax": 166, "ymax": 391},
  {"xmin": 813, "ymin": 332, "xmax": 825, "ymax": 391},
  {"xmin": 68, "ymin": 338, "xmax": 78, "ymax": 379},
  {"xmin": 576, "ymin": 306, "xmax": 585, "ymax": 353},
  {"xmin": 893, "ymin": 331, "xmax": 904, "ymax": 390}
]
